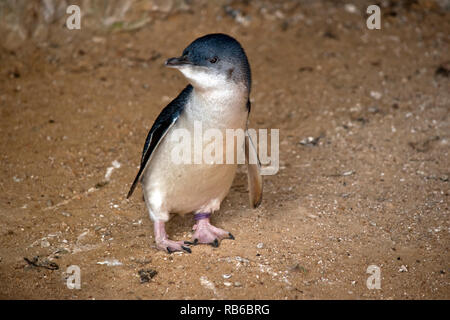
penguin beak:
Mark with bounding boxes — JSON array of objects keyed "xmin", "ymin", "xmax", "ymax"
[{"xmin": 165, "ymin": 56, "xmax": 192, "ymax": 67}]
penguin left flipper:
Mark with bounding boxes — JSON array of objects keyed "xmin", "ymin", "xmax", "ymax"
[
  {"xmin": 245, "ymin": 128, "xmax": 263, "ymax": 208},
  {"xmin": 127, "ymin": 85, "xmax": 193, "ymax": 199}
]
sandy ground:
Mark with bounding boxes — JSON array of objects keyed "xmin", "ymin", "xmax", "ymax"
[{"xmin": 0, "ymin": 1, "xmax": 449, "ymax": 299}]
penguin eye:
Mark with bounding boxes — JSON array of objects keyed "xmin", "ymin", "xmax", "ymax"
[{"xmin": 209, "ymin": 56, "xmax": 218, "ymax": 64}]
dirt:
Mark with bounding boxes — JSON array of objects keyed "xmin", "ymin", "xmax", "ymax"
[{"xmin": 0, "ymin": 0, "xmax": 449, "ymax": 300}]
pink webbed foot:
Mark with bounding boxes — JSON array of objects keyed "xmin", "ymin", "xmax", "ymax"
[
  {"xmin": 156, "ymin": 238, "xmax": 191, "ymax": 254},
  {"xmin": 188, "ymin": 213, "xmax": 235, "ymax": 247},
  {"xmin": 153, "ymin": 221, "xmax": 191, "ymax": 254}
]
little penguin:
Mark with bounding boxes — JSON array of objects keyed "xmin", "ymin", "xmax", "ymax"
[{"xmin": 127, "ymin": 33, "xmax": 263, "ymax": 253}]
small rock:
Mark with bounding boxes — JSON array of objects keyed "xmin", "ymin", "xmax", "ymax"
[
  {"xmin": 299, "ymin": 136, "xmax": 321, "ymax": 146},
  {"xmin": 298, "ymin": 66, "xmax": 313, "ymax": 72},
  {"xmin": 398, "ymin": 265, "xmax": 408, "ymax": 273},
  {"xmin": 435, "ymin": 64, "xmax": 449, "ymax": 78},
  {"xmin": 234, "ymin": 281, "xmax": 242, "ymax": 287},
  {"xmin": 370, "ymin": 91, "xmax": 382, "ymax": 100},
  {"xmin": 256, "ymin": 242, "xmax": 264, "ymax": 249},
  {"xmin": 54, "ymin": 248, "xmax": 69, "ymax": 255},
  {"xmin": 138, "ymin": 269, "xmax": 158, "ymax": 283},
  {"xmin": 97, "ymin": 259, "xmax": 122, "ymax": 266},
  {"xmin": 368, "ymin": 106, "xmax": 379, "ymax": 113},
  {"xmin": 92, "ymin": 36, "xmax": 106, "ymax": 44},
  {"xmin": 223, "ymin": 282, "xmax": 232, "ymax": 287},
  {"xmin": 223, "ymin": 5, "xmax": 251, "ymax": 26},
  {"xmin": 134, "ymin": 258, "xmax": 152, "ymax": 266},
  {"xmin": 290, "ymin": 264, "xmax": 308, "ymax": 274},
  {"xmin": 323, "ymin": 30, "xmax": 338, "ymax": 39},
  {"xmin": 344, "ymin": 4, "xmax": 358, "ymax": 14},
  {"xmin": 24, "ymin": 256, "xmax": 59, "ymax": 270},
  {"xmin": 8, "ymin": 69, "xmax": 21, "ymax": 79},
  {"xmin": 40, "ymin": 239, "xmax": 50, "ymax": 248},
  {"xmin": 235, "ymin": 256, "xmax": 249, "ymax": 263},
  {"xmin": 95, "ymin": 181, "xmax": 109, "ymax": 189},
  {"xmin": 223, "ymin": 274, "xmax": 232, "ymax": 279}
]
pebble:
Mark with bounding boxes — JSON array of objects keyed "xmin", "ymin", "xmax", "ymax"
[
  {"xmin": 368, "ymin": 106, "xmax": 379, "ymax": 113},
  {"xmin": 138, "ymin": 269, "xmax": 157, "ymax": 283},
  {"xmin": 398, "ymin": 265, "xmax": 408, "ymax": 273},
  {"xmin": 299, "ymin": 136, "xmax": 321, "ymax": 146},
  {"xmin": 344, "ymin": 4, "xmax": 358, "ymax": 14},
  {"xmin": 370, "ymin": 91, "xmax": 382, "ymax": 100},
  {"xmin": 257, "ymin": 242, "xmax": 264, "ymax": 249},
  {"xmin": 41, "ymin": 239, "xmax": 50, "ymax": 248},
  {"xmin": 97, "ymin": 259, "xmax": 122, "ymax": 266},
  {"xmin": 92, "ymin": 36, "xmax": 106, "ymax": 44}
]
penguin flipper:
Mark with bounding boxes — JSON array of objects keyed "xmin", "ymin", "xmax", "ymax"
[
  {"xmin": 127, "ymin": 85, "xmax": 193, "ymax": 199},
  {"xmin": 245, "ymin": 129, "xmax": 263, "ymax": 208}
]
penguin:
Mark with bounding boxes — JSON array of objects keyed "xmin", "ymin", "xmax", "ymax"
[{"xmin": 127, "ymin": 33, "xmax": 262, "ymax": 253}]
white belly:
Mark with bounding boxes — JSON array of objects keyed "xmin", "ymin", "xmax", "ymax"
[{"xmin": 142, "ymin": 87, "xmax": 248, "ymax": 221}]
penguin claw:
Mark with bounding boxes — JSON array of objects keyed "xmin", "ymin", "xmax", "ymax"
[
  {"xmin": 191, "ymin": 222, "xmax": 233, "ymax": 247},
  {"xmin": 156, "ymin": 238, "xmax": 190, "ymax": 253},
  {"xmin": 184, "ymin": 239, "xmax": 198, "ymax": 245},
  {"xmin": 181, "ymin": 246, "xmax": 192, "ymax": 253},
  {"xmin": 210, "ymin": 239, "xmax": 219, "ymax": 248}
]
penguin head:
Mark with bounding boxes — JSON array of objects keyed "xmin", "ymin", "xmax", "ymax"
[{"xmin": 165, "ymin": 33, "xmax": 251, "ymax": 92}]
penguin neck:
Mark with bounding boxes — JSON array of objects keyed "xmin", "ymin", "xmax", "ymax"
[
  {"xmin": 186, "ymin": 84, "xmax": 249, "ymax": 127},
  {"xmin": 190, "ymin": 83, "xmax": 248, "ymax": 110}
]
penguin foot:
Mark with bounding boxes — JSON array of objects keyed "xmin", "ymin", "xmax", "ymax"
[
  {"xmin": 191, "ymin": 218, "xmax": 234, "ymax": 247},
  {"xmin": 153, "ymin": 220, "xmax": 191, "ymax": 254},
  {"xmin": 155, "ymin": 239, "xmax": 192, "ymax": 254}
]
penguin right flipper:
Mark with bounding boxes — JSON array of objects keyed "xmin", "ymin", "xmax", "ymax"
[
  {"xmin": 245, "ymin": 129, "xmax": 263, "ymax": 208},
  {"xmin": 127, "ymin": 85, "xmax": 193, "ymax": 199}
]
